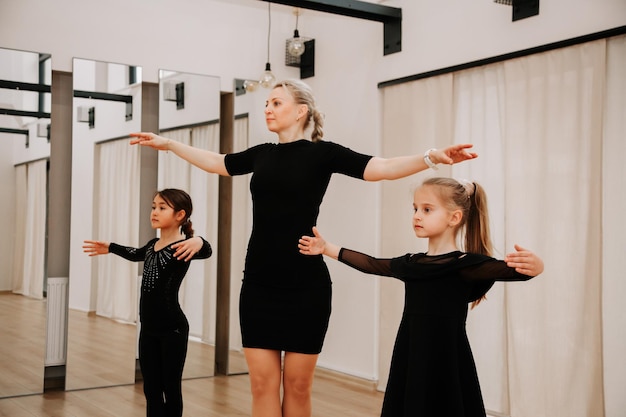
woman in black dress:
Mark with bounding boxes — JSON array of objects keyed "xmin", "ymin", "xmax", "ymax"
[
  {"xmin": 129, "ymin": 80, "xmax": 477, "ymax": 417},
  {"xmin": 83, "ymin": 189, "xmax": 212, "ymax": 417},
  {"xmin": 298, "ymin": 177, "xmax": 544, "ymax": 417}
]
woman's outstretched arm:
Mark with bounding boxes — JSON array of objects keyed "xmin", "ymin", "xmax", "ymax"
[
  {"xmin": 130, "ymin": 132, "xmax": 230, "ymax": 176},
  {"xmin": 363, "ymin": 143, "xmax": 478, "ymax": 181}
]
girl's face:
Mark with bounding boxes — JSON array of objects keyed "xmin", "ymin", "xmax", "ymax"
[
  {"xmin": 412, "ymin": 185, "xmax": 459, "ymax": 238},
  {"xmin": 151, "ymin": 194, "xmax": 184, "ymax": 230},
  {"xmin": 264, "ymin": 86, "xmax": 303, "ymax": 133}
]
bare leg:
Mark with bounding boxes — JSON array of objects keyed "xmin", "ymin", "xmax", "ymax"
[
  {"xmin": 244, "ymin": 348, "xmax": 283, "ymax": 417},
  {"xmin": 282, "ymin": 351, "xmax": 319, "ymax": 417}
]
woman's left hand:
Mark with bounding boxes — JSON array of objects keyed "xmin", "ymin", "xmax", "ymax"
[
  {"xmin": 430, "ymin": 144, "xmax": 478, "ymax": 165},
  {"xmin": 172, "ymin": 236, "xmax": 203, "ymax": 261},
  {"xmin": 505, "ymin": 244, "xmax": 544, "ymax": 276}
]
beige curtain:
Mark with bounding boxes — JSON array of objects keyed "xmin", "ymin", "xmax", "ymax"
[
  {"xmin": 601, "ymin": 34, "xmax": 626, "ymax": 417},
  {"xmin": 94, "ymin": 139, "xmax": 140, "ymax": 323},
  {"xmin": 380, "ymin": 35, "xmax": 624, "ymax": 417},
  {"xmin": 11, "ymin": 160, "xmax": 47, "ymax": 299}
]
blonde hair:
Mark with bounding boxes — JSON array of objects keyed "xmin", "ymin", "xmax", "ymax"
[
  {"xmin": 274, "ymin": 79, "xmax": 324, "ymax": 142},
  {"xmin": 420, "ymin": 177, "xmax": 493, "ymax": 307}
]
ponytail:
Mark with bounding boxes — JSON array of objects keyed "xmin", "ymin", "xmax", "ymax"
[
  {"xmin": 181, "ymin": 218, "xmax": 194, "ymax": 239},
  {"xmin": 421, "ymin": 178, "xmax": 493, "ymax": 308}
]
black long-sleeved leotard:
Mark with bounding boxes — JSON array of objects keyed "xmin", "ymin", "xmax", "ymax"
[
  {"xmin": 109, "ymin": 237, "xmax": 212, "ymax": 332},
  {"xmin": 338, "ymin": 248, "xmax": 537, "ymax": 417}
]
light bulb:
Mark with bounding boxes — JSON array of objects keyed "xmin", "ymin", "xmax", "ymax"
[
  {"xmin": 259, "ymin": 62, "xmax": 275, "ymax": 88},
  {"xmin": 243, "ymin": 80, "xmax": 259, "ymax": 92},
  {"xmin": 287, "ymin": 30, "xmax": 305, "ymax": 57}
]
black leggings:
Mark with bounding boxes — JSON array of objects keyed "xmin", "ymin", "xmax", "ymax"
[{"xmin": 139, "ymin": 324, "xmax": 189, "ymax": 417}]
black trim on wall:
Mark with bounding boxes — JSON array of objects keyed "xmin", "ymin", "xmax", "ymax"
[
  {"xmin": 158, "ymin": 118, "xmax": 219, "ymax": 134},
  {"xmin": 261, "ymin": 0, "xmax": 402, "ymax": 55},
  {"xmin": 378, "ymin": 25, "xmax": 626, "ymax": 89}
]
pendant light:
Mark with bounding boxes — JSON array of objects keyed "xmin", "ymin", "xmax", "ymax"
[
  {"xmin": 287, "ymin": 8, "xmax": 305, "ymax": 57},
  {"xmin": 259, "ymin": 2, "xmax": 275, "ymax": 88}
]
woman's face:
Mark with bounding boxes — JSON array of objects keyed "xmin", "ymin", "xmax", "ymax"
[{"xmin": 265, "ymin": 86, "xmax": 300, "ymax": 133}]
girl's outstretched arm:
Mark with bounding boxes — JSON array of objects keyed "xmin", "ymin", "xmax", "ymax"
[
  {"xmin": 130, "ymin": 132, "xmax": 229, "ymax": 176},
  {"xmin": 298, "ymin": 227, "xmax": 341, "ymax": 260},
  {"xmin": 504, "ymin": 244, "xmax": 544, "ymax": 276},
  {"xmin": 363, "ymin": 143, "xmax": 478, "ymax": 181},
  {"xmin": 83, "ymin": 240, "xmax": 110, "ymax": 256}
]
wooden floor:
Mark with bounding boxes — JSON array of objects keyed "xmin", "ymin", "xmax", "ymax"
[
  {"xmin": 0, "ymin": 292, "xmax": 384, "ymax": 416},
  {"xmin": 0, "ymin": 369, "xmax": 384, "ymax": 417}
]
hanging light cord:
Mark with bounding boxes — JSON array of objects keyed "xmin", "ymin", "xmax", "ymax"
[{"xmin": 266, "ymin": 2, "xmax": 271, "ymax": 63}]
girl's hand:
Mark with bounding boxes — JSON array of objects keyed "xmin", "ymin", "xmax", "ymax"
[
  {"xmin": 129, "ymin": 132, "xmax": 170, "ymax": 151},
  {"xmin": 172, "ymin": 236, "xmax": 203, "ymax": 262},
  {"xmin": 298, "ymin": 226, "xmax": 326, "ymax": 256},
  {"xmin": 505, "ymin": 244, "xmax": 544, "ymax": 276},
  {"xmin": 83, "ymin": 240, "xmax": 110, "ymax": 256},
  {"xmin": 430, "ymin": 144, "xmax": 478, "ymax": 165}
]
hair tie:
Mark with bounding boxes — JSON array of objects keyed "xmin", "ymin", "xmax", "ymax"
[{"xmin": 458, "ymin": 179, "xmax": 475, "ymax": 199}]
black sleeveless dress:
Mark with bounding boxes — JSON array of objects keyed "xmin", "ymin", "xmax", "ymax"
[{"xmin": 224, "ymin": 139, "xmax": 372, "ymax": 354}]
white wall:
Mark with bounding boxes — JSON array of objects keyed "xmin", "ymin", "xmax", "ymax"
[{"xmin": 0, "ymin": 0, "xmax": 623, "ymax": 381}]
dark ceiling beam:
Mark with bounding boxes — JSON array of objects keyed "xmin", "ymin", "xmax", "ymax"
[
  {"xmin": 0, "ymin": 108, "xmax": 51, "ymax": 119},
  {"xmin": 0, "ymin": 127, "xmax": 29, "ymax": 136},
  {"xmin": 0, "ymin": 79, "xmax": 51, "ymax": 93},
  {"xmin": 73, "ymin": 90, "xmax": 133, "ymax": 103},
  {"xmin": 260, "ymin": 0, "xmax": 402, "ymax": 55}
]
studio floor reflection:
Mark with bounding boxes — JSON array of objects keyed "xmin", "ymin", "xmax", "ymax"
[
  {"xmin": 0, "ymin": 292, "xmax": 45, "ymax": 397},
  {"xmin": 66, "ymin": 310, "xmax": 221, "ymax": 390}
]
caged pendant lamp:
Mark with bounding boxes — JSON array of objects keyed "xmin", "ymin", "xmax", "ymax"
[{"xmin": 287, "ymin": 8, "xmax": 305, "ymax": 57}]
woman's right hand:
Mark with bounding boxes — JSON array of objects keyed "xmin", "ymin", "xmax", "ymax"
[
  {"xmin": 129, "ymin": 132, "xmax": 170, "ymax": 151},
  {"xmin": 83, "ymin": 240, "xmax": 110, "ymax": 256}
]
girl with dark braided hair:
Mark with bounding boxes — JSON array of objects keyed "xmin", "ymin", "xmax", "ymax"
[{"xmin": 83, "ymin": 188, "xmax": 212, "ymax": 417}]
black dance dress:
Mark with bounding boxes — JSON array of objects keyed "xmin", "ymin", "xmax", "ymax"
[
  {"xmin": 224, "ymin": 139, "xmax": 372, "ymax": 354},
  {"xmin": 337, "ymin": 248, "xmax": 536, "ymax": 417},
  {"xmin": 109, "ymin": 237, "xmax": 212, "ymax": 417}
]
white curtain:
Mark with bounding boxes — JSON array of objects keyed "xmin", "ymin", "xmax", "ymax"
[
  {"xmin": 380, "ymin": 35, "xmax": 624, "ymax": 417},
  {"xmin": 11, "ymin": 160, "xmax": 47, "ymax": 299},
  {"xmin": 94, "ymin": 139, "xmax": 140, "ymax": 323},
  {"xmin": 601, "ymin": 34, "xmax": 626, "ymax": 417},
  {"xmin": 158, "ymin": 123, "xmax": 219, "ymax": 343}
]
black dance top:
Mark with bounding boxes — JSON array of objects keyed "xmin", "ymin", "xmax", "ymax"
[
  {"xmin": 109, "ymin": 238, "xmax": 212, "ymax": 332},
  {"xmin": 225, "ymin": 139, "xmax": 372, "ymax": 288},
  {"xmin": 338, "ymin": 248, "xmax": 536, "ymax": 417}
]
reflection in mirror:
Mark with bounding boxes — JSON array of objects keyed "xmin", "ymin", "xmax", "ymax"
[
  {"xmin": 157, "ymin": 69, "xmax": 222, "ymax": 379},
  {"xmin": 66, "ymin": 58, "xmax": 143, "ymax": 390},
  {"xmin": 226, "ymin": 79, "xmax": 275, "ymax": 375},
  {"xmin": 0, "ymin": 47, "xmax": 51, "ymax": 398}
]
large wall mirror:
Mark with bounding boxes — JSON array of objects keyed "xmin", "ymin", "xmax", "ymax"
[
  {"xmin": 157, "ymin": 69, "xmax": 221, "ymax": 379},
  {"xmin": 66, "ymin": 58, "xmax": 143, "ymax": 390},
  {"xmin": 0, "ymin": 47, "xmax": 51, "ymax": 398}
]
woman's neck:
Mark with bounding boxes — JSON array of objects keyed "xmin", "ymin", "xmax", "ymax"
[{"xmin": 276, "ymin": 126, "xmax": 306, "ymax": 143}]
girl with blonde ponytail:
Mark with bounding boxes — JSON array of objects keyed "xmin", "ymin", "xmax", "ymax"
[
  {"xmin": 130, "ymin": 80, "xmax": 479, "ymax": 417},
  {"xmin": 299, "ymin": 177, "xmax": 544, "ymax": 417}
]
